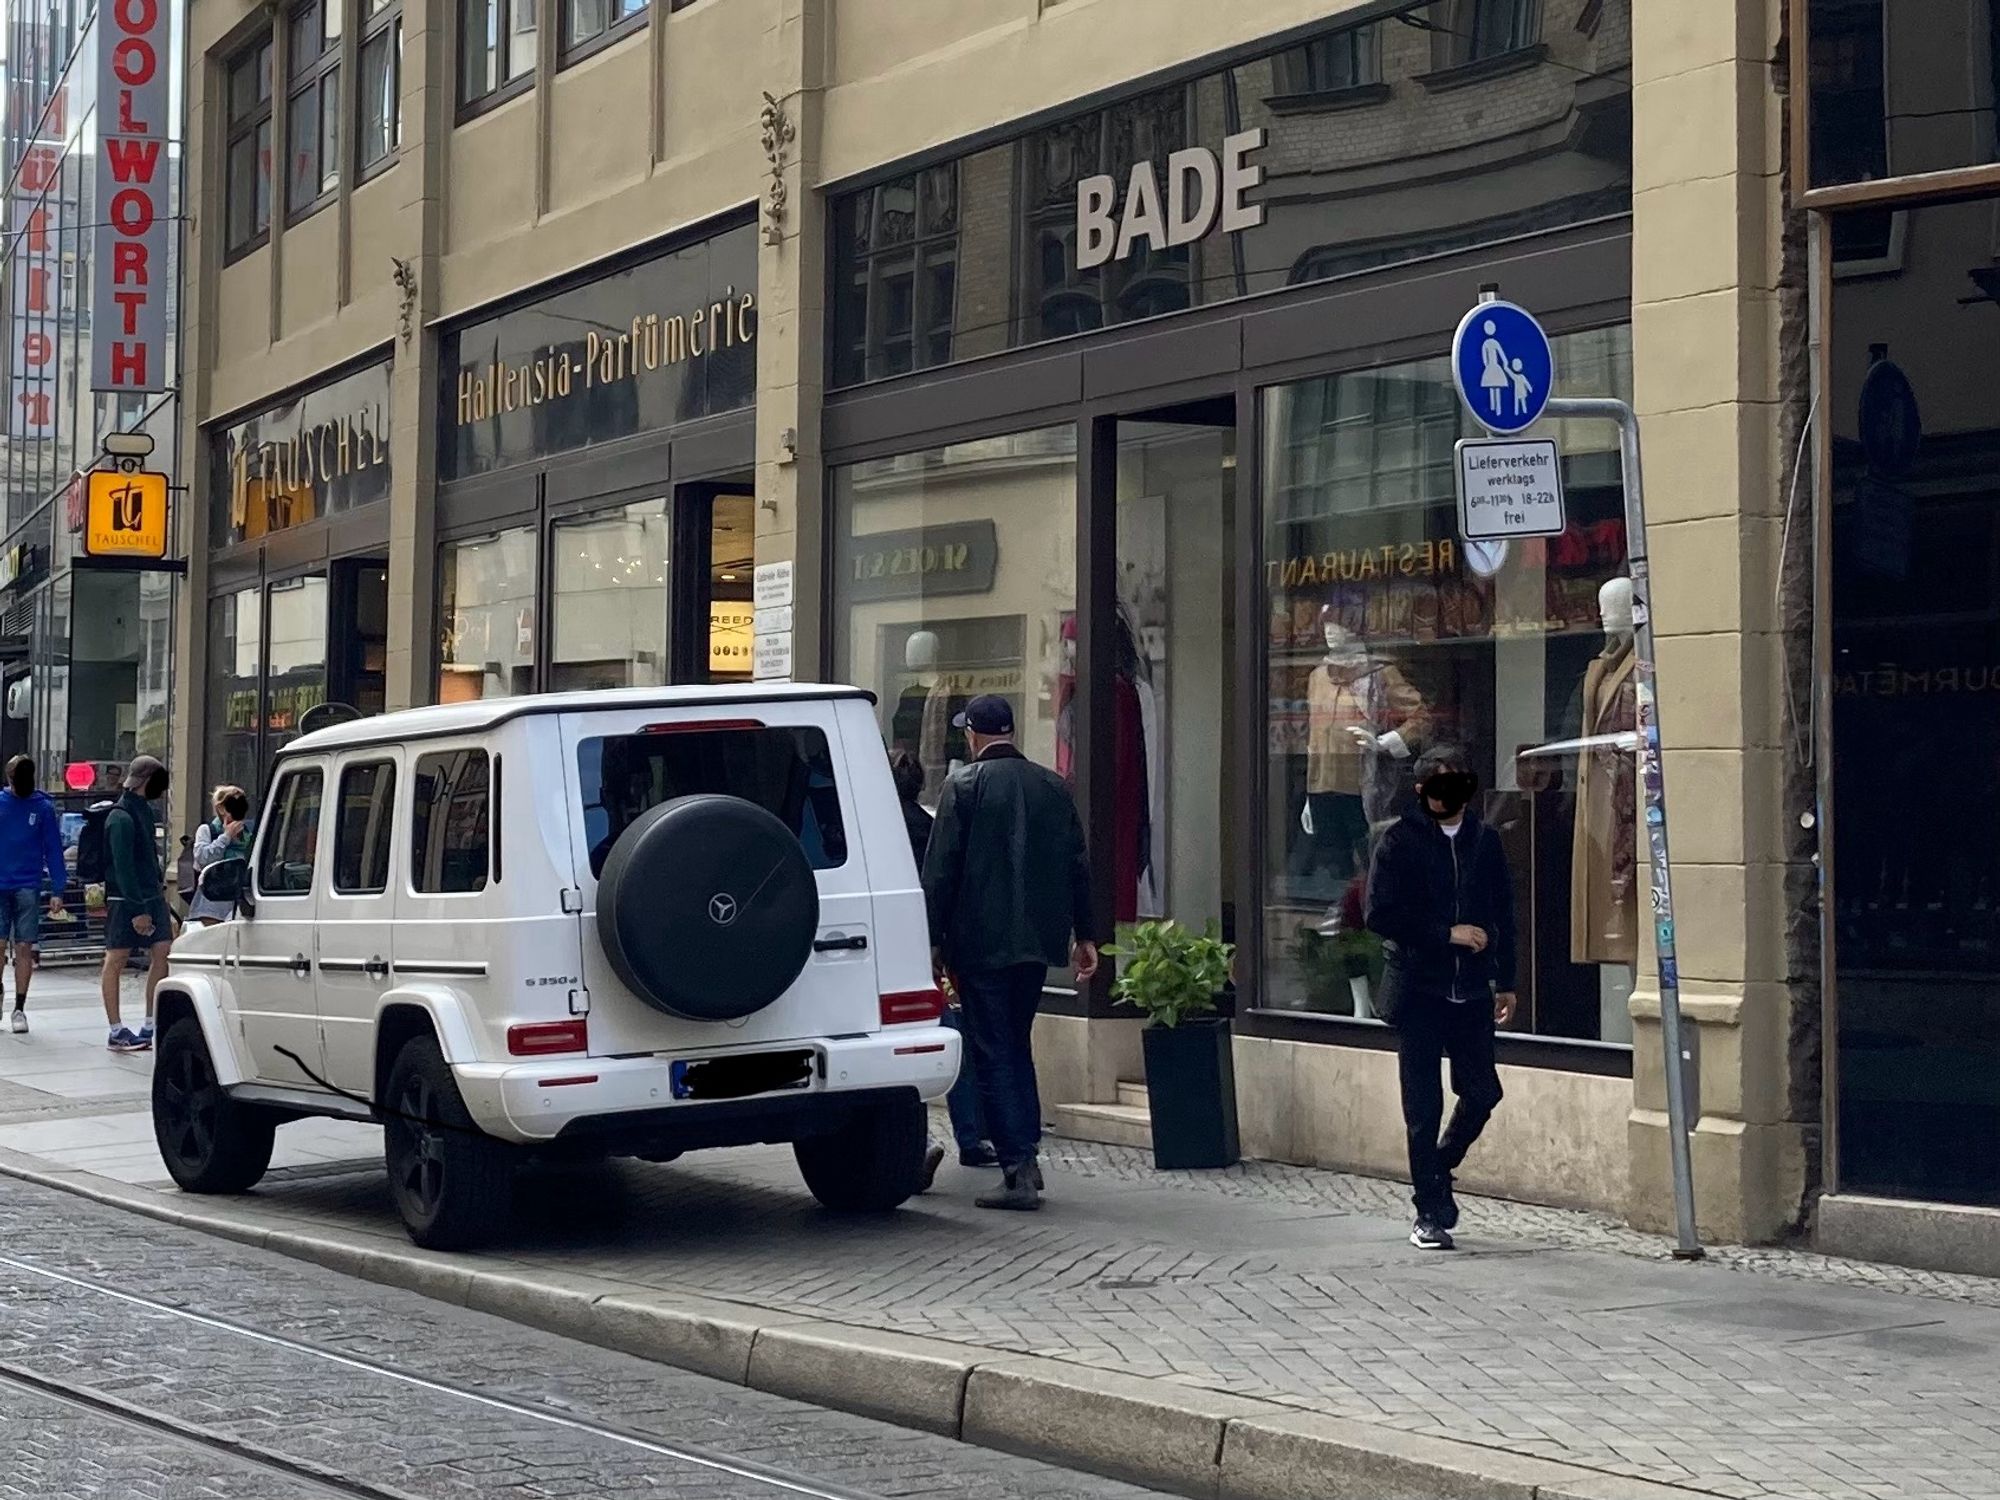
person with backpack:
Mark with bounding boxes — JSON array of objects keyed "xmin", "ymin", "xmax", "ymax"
[
  {"xmin": 101, "ymin": 756, "xmax": 173, "ymax": 1053},
  {"xmin": 187, "ymin": 785, "xmax": 252, "ymax": 925},
  {"xmin": 0, "ymin": 756, "xmax": 68, "ymax": 1034}
]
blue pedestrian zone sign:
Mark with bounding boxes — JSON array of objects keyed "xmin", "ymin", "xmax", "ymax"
[{"xmin": 1451, "ymin": 299, "xmax": 1555, "ymax": 434}]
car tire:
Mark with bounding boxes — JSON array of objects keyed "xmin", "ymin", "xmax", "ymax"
[
  {"xmin": 595, "ymin": 793, "xmax": 820, "ymax": 1022},
  {"xmin": 793, "ymin": 1093, "xmax": 927, "ymax": 1213},
  {"xmin": 152, "ymin": 1016, "xmax": 276, "ymax": 1195},
  {"xmin": 383, "ymin": 1034, "xmax": 512, "ymax": 1250}
]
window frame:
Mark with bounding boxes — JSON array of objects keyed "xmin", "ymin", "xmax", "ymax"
[
  {"xmin": 1440, "ymin": 0, "xmax": 1541, "ymax": 68},
  {"xmin": 223, "ymin": 37, "xmax": 275, "ymax": 262},
  {"xmin": 331, "ymin": 757, "xmax": 398, "ymax": 896},
  {"xmin": 458, "ymin": 0, "xmax": 537, "ymax": 120},
  {"xmin": 254, "ymin": 766, "xmax": 325, "ymax": 899},
  {"xmin": 409, "ymin": 747, "xmax": 493, "ymax": 896},
  {"xmin": 559, "ymin": 0, "xmax": 648, "ymax": 69},
  {"xmin": 284, "ymin": 0, "xmax": 342, "ymax": 225},
  {"xmin": 356, "ymin": 0, "xmax": 403, "ymax": 182}
]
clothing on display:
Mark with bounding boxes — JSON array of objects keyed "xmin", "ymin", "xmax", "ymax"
[
  {"xmin": 1304, "ymin": 626, "xmax": 1428, "ymax": 830},
  {"xmin": 1056, "ymin": 609, "xmax": 1157, "ymax": 925},
  {"xmin": 1571, "ymin": 634, "xmax": 1638, "ymax": 966}
]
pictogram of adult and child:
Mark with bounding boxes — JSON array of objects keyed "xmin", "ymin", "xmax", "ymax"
[{"xmin": 1477, "ymin": 318, "xmax": 1535, "ymax": 420}]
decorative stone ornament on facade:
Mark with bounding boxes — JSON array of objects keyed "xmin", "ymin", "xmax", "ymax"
[
  {"xmin": 1076, "ymin": 127, "xmax": 1266, "ymax": 272},
  {"xmin": 759, "ymin": 92, "xmax": 796, "ymax": 247},
  {"xmin": 392, "ymin": 258, "xmax": 418, "ymax": 347}
]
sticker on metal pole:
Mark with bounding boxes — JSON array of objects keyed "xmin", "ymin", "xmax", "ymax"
[
  {"xmin": 1455, "ymin": 437, "xmax": 1565, "ymax": 540},
  {"xmin": 1452, "ymin": 298, "xmax": 1555, "ymax": 433}
]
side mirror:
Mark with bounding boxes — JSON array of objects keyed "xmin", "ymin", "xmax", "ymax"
[{"xmin": 199, "ymin": 856, "xmax": 253, "ymax": 918}]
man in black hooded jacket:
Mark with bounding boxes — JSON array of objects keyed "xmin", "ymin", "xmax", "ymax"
[{"xmin": 1365, "ymin": 744, "xmax": 1517, "ymax": 1250}]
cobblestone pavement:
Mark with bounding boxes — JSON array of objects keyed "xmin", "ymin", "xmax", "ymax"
[
  {"xmin": 10, "ymin": 982, "xmax": 2000, "ymax": 1499},
  {"xmin": 0, "ymin": 1174, "xmax": 1165, "ymax": 1500}
]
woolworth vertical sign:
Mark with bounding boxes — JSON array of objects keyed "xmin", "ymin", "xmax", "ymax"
[{"xmin": 91, "ymin": 0, "xmax": 172, "ymax": 393}]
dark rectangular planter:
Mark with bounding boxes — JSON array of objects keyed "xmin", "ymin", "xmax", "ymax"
[{"xmin": 1141, "ymin": 1014, "xmax": 1240, "ymax": 1171}]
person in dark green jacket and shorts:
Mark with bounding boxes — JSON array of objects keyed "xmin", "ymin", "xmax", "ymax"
[{"xmin": 103, "ymin": 755, "xmax": 172, "ymax": 1053}]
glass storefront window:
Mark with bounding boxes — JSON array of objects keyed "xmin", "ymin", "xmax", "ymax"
[
  {"xmin": 550, "ymin": 499, "xmax": 670, "ymax": 691},
  {"xmin": 205, "ymin": 588, "xmax": 263, "ymax": 800},
  {"xmin": 1829, "ymin": 197, "xmax": 2000, "ymax": 1207},
  {"xmin": 266, "ymin": 574, "xmax": 330, "ymax": 765},
  {"xmin": 831, "ymin": 427, "xmax": 1077, "ymax": 800},
  {"xmin": 1259, "ymin": 325, "xmax": 1635, "ymax": 1044},
  {"xmin": 1807, "ymin": 1, "xmax": 1999, "ymax": 189},
  {"xmin": 438, "ymin": 527, "xmax": 537, "ymax": 701}
]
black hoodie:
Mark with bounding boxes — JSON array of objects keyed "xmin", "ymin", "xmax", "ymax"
[{"xmin": 1364, "ymin": 805, "xmax": 1516, "ymax": 1025}]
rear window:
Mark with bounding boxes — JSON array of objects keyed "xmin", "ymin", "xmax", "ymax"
[{"xmin": 577, "ymin": 725, "xmax": 847, "ymax": 877}]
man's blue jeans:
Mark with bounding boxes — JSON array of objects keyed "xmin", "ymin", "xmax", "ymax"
[
  {"xmin": 939, "ymin": 1007, "xmax": 987, "ymax": 1156},
  {"xmin": 953, "ymin": 964, "xmax": 1047, "ymax": 1172}
]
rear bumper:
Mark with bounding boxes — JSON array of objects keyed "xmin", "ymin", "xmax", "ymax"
[{"xmin": 452, "ymin": 1026, "xmax": 960, "ymax": 1146}]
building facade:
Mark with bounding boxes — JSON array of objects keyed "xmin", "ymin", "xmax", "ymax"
[
  {"xmin": 176, "ymin": 0, "xmax": 1930, "ymax": 1261},
  {"xmin": 3, "ymin": 0, "xmax": 184, "ymax": 794}
]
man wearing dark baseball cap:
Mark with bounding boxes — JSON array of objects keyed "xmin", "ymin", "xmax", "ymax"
[
  {"xmin": 923, "ymin": 694, "xmax": 1098, "ymax": 1210},
  {"xmin": 102, "ymin": 755, "xmax": 173, "ymax": 1052}
]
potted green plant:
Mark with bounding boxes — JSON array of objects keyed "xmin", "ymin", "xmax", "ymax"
[{"xmin": 1104, "ymin": 919, "xmax": 1239, "ymax": 1170}]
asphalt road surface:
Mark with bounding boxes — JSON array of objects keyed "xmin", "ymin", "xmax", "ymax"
[{"xmin": 0, "ymin": 1173, "xmax": 1165, "ymax": 1500}]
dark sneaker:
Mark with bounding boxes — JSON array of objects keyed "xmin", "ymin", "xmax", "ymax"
[
  {"xmin": 1024, "ymin": 1156, "xmax": 1045, "ymax": 1193},
  {"xmin": 958, "ymin": 1146, "xmax": 1000, "ymax": 1169},
  {"xmin": 107, "ymin": 1026, "xmax": 145, "ymax": 1053},
  {"xmin": 919, "ymin": 1144, "xmax": 946, "ymax": 1194},
  {"xmin": 1410, "ymin": 1216, "xmax": 1454, "ymax": 1251},
  {"xmin": 1436, "ymin": 1175, "xmax": 1460, "ymax": 1232},
  {"xmin": 976, "ymin": 1168, "xmax": 1042, "ymax": 1212}
]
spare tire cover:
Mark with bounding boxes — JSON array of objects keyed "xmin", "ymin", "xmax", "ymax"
[{"xmin": 595, "ymin": 794, "xmax": 820, "ymax": 1021}]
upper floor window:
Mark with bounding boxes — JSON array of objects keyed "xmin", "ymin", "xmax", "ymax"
[
  {"xmin": 461, "ymin": 0, "xmax": 538, "ymax": 109},
  {"xmin": 358, "ymin": 0, "xmax": 404, "ymax": 175},
  {"xmin": 1276, "ymin": 25, "xmax": 1382, "ymax": 96},
  {"xmin": 224, "ymin": 38, "xmax": 274, "ymax": 258},
  {"xmin": 1439, "ymin": 0, "xmax": 1540, "ymax": 67},
  {"xmin": 563, "ymin": 0, "xmax": 646, "ymax": 59},
  {"xmin": 830, "ymin": 167, "xmax": 960, "ymax": 386},
  {"xmin": 286, "ymin": 0, "xmax": 341, "ymax": 221}
]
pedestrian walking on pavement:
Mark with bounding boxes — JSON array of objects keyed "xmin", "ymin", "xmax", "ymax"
[
  {"xmin": 921, "ymin": 695, "xmax": 1098, "ymax": 1211},
  {"xmin": 893, "ymin": 751, "xmax": 995, "ymax": 1192},
  {"xmin": 0, "ymin": 756, "xmax": 69, "ymax": 1034},
  {"xmin": 1365, "ymin": 744, "xmax": 1517, "ymax": 1251},
  {"xmin": 186, "ymin": 786, "xmax": 253, "ymax": 926},
  {"xmin": 102, "ymin": 755, "xmax": 174, "ymax": 1053}
]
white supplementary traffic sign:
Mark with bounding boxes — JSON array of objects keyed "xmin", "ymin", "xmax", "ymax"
[
  {"xmin": 752, "ymin": 632, "xmax": 793, "ymax": 681},
  {"xmin": 1455, "ymin": 438, "xmax": 1566, "ymax": 541},
  {"xmin": 753, "ymin": 561, "xmax": 794, "ymax": 611}
]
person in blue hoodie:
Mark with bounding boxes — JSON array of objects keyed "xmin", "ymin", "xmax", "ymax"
[{"xmin": 0, "ymin": 756, "xmax": 69, "ymax": 1034}]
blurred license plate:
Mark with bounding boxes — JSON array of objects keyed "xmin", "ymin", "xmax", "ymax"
[{"xmin": 670, "ymin": 1050, "xmax": 815, "ymax": 1101}]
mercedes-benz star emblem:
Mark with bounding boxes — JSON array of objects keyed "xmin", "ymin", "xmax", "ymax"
[{"xmin": 708, "ymin": 892, "xmax": 739, "ymax": 926}]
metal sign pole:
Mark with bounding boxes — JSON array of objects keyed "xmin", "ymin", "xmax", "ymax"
[{"xmin": 1545, "ymin": 394, "xmax": 1703, "ymax": 1260}]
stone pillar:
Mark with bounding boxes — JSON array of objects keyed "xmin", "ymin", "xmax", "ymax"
[
  {"xmin": 383, "ymin": 0, "xmax": 447, "ymax": 709},
  {"xmin": 753, "ymin": 0, "xmax": 827, "ymax": 681},
  {"xmin": 1627, "ymin": 0, "xmax": 1804, "ymax": 1243}
]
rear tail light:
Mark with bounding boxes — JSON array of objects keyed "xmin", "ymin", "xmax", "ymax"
[
  {"xmin": 637, "ymin": 719, "xmax": 764, "ymax": 735},
  {"xmin": 508, "ymin": 1019, "xmax": 589, "ymax": 1056},
  {"xmin": 880, "ymin": 989, "xmax": 945, "ymax": 1026}
]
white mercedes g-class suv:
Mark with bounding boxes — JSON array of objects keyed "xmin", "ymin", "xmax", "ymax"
[{"xmin": 153, "ymin": 685, "xmax": 959, "ymax": 1248}]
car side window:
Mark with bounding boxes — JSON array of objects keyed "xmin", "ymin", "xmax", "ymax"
[
  {"xmin": 256, "ymin": 768, "xmax": 324, "ymax": 896},
  {"xmin": 333, "ymin": 759, "xmax": 396, "ymax": 895},
  {"xmin": 410, "ymin": 749, "xmax": 489, "ymax": 894}
]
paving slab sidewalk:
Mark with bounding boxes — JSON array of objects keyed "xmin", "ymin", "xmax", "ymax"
[{"xmin": 4, "ymin": 978, "xmax": 2000, "ymax": 1500}]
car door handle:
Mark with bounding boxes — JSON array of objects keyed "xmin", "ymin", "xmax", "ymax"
[
  {"xmin": 364, "ymin": 955, "xmax": 389, "ymax": 981},
  {"xmin": 290, "ymin": 952, "xmax": 313, "ymax": 980},
  {"xmin": 813, "ymin": 933, "xmax": 868, "ymax": 953}
]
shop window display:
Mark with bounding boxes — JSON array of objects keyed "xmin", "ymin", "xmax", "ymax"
[
  {"xmin": 437, "ymin": 527, "xmax": 537, "ymax": 702},
  {"xmin": 550, "ymin": 499, "xmax": 670, "ymax": 692},
  {"xmin": 832, "ymin": 427, "xmax": 1077, "ymax": 793},
  {"xmin": 1260, "ymin": 326, "xmax": 1635, "ymax": 1044}
]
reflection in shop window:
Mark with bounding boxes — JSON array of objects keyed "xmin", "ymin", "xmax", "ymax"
[
  {"xmin": 1260, "ymin": 325, "xmax": 1635, "ymax": 1046},
  {"xmin": 205, "ymin": 589, "xmax": 262, "ymax": 801},
  {"xmin": 832, "ymin": 427, "xmax": 1076, "ymax": 801},
  {"xmin": 266, "ymin": 574, "xmax": 329, "ymax": 769},
  {"xmin": 438, "ymin": 527, "xmax": 537, "ymax": 701},
  {"xmin": 550, "ymin": 499, "xmax": 669, "ymax": 691},
  {"xmin": 1437, "ymin": 0, "xmax": 1540, "ymax": 67},
  {"xmin": 830, "ymin": 165, "xmax": 960, "ymax": 386},
  {"xmin": 1274, "ymin": 24, "xmax": 1381, "ymax": 96}
]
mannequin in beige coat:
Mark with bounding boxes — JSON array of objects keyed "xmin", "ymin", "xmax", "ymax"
[{"xmin": 1572, "ymin": 578, "xmax": 1638, "ymax": 965}]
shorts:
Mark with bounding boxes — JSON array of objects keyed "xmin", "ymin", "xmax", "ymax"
[
  {"xmin": 0, "ymin": 889, "xmax": 38, "ymax": 946},
  {"xmin": 105, "ymin": 896, "xmax": 173, "ymax": 951}
]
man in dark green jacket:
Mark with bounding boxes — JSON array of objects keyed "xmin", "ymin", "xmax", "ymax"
[
  {"xmin": 922, "ymin": 695, "xmax": 1099, "ymax": 1211},
  {"xmin": 102, "ymin": 755, "xmax": 172, "ymax": 1053}
]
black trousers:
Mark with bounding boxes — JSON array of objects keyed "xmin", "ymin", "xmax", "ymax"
[{"xmin": 1396, "ymin": 997, "xmax": 1504, "ymax": 1212}]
